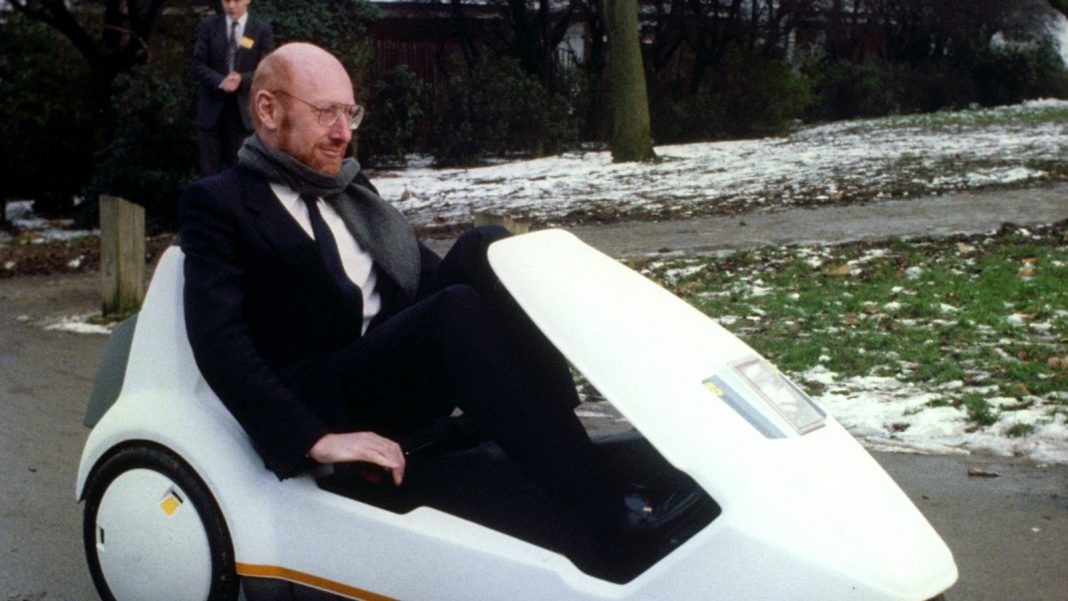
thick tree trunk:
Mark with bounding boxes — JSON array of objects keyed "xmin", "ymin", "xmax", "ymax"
[{"xmin": 607, "ymin": 0, "xmax": 655, "ymax": 162}]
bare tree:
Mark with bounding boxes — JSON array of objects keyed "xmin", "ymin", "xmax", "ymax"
[{"xmin": 8, "ymin": 0, "xmax": 172, "ymax": 93}]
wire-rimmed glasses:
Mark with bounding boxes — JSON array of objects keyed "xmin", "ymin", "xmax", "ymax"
[{"xmin": 272, "ymin": 89, "xmax": 365, "ymax": 130}]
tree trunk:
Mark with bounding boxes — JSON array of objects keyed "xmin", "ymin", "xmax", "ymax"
[{"xmin": 607, "ymin": 0, "xmax": 656, "ymax": 162}]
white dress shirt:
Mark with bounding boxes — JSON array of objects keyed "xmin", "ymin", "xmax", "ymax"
[
  {"xmin": 226, "ymin": 13, "xmax": 248, "ymax": 43},
  {"xmin": 270, "ymin": 182, "xmax": 381, "ymax": 334}
]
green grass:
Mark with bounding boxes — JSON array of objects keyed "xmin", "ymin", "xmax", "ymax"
[{"xmin": 634, "ymin": 223, "xmax": 1068, "ymax": 428}]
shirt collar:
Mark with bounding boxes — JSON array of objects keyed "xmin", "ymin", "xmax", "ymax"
[{"xmin": 227, "ymin": 13, "xmax": 249, "ymax": 30}]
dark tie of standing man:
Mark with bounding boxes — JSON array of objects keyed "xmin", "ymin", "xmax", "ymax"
[{"xmin": 226, "ymin": 19, "xmax": 239, "ymax": 72}]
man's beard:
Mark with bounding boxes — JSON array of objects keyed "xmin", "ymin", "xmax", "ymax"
[{"xmin": 279, "ymin": 114, "xmax": 344, "ymax": 175}]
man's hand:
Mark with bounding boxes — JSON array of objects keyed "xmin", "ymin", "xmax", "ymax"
[
  {"xmin": 309, "ymin": 432, "xmax": 406, "ymax": 485},
  {"xmin": 219, "ymin": 72, "xmax": 241, "ymax": 93}
]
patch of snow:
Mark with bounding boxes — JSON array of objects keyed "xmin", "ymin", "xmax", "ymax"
[
  {"xmin": 365, "ymin": 101, "xmax": 1068, "ymax": 229},
  {"xmin": 43, "ymin": 315, "xmax": 113, "ymax": 336},
  {"xmin": 1007, "ymin": 313, "xmax": 1030, "ymax": 326},
  {"xmin": 662, "ymin": 264, "xmax": 704, "ymax": 281},
  {"xmin": 797, "ymin": 367, "xmax": 1068, "ymax": 464},
  {"xmin": 4, "ymin": 200, "xmax": 99, "ymax": 244}
]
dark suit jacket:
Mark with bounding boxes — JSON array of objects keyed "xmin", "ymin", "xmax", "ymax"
[
  {"xmin": 192, "ymin": 14, "xmax": 275, "ymax": 131},
  {"xmin": 179, "ymin": 167, "xmax": 440, "ymax": 478}
]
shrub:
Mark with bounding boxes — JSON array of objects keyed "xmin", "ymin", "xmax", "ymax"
[
  {"xmin": 803, "ymin": 39, "xmax": 1068, "ymax": 122},
  {"xmin": 652, "ymin": 49, "xmax": 812, "ymax": 144},
  {"xmin": 804, "ymin": 57, "xmax": 906, "ymax": 122},
  {"xmin": 84, "ymin": 64, "xmax": 199, "ymax": 232},
  {"xmin": 969, "ymin": 39, "xmax": 1068, "ymax": 107},
  {"xmin": 428, "ymin": 54, "xmax": 582, "ymax": 166},
  {"xmin": 255, "ymin": 0, "xmax": 377, "ymax": 86},
  {"xmin": 358, "ymin": 65, "xmax": 426, "ymax": 167},
  {"xmin": 0, "ymin": 14, "xmax": 99, "ymax": 218},
  {"xmin": 81, "ymin": 10, "xmax": 202, "ymax": 232}
]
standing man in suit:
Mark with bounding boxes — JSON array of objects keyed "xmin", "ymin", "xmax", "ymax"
[
  {"xmin": 180, "ymin": 42, "xmax": 706, "ymax": 574},
  {"xmin": 192, "ymin": 0, "xmax": 274, "ymax": 176}
]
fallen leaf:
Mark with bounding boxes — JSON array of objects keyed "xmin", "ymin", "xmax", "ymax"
[
  {"xmin": 967, "ymin": 467, "xmax": 999, "ymax": 478},
  {"xmin": 825, "ymin": 264, "xmax": 853, "ymax": 276},
  {"xmin": 844, "ymin": 313, "xmax": 861, "ymax": 326},
  {"xmin": 863, "ymin": 305, "xmax": 881, "ymax": 314}
]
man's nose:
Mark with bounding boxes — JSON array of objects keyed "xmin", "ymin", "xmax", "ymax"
[{"xmin": 328, "ymin": 117, "xmax": 353, "ymax": 143}]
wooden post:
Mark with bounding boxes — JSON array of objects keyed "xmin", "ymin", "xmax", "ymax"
[{"xmin": 99, "ymin": 195, "xmax": 145, "ymax": 317}]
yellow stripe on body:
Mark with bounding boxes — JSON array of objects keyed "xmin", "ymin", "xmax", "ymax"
[{"xmin": 235, "ymin": 563, "xmax": 398, "ymax": 601}]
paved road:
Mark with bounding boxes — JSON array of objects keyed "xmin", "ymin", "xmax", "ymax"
[
  {"xmin": 2, "ymin": 187, "xmax": 1067, "ymax": 600},
  {"xmin": 563, "ymin": 183, "xmax": 1068, "ymax": 257}
]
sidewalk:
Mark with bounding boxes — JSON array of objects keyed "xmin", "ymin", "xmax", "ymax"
[{"xmin": 560, "ymin": 183, "xmax": 1068, "ymax": 257}]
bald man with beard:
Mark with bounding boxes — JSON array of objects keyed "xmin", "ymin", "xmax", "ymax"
[{"xmin": 179, "ymin": 43, "xmax": 707, "ymax": 577}]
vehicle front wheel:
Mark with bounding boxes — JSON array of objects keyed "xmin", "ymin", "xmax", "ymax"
[{"xmin": 83, "ymin": 444, "xmax": 238, "ymax": 601}]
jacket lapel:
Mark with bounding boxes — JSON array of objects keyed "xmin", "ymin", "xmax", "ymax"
[
  {"xmin": 238, "ymin": 169, "xmax": 342, "ymax": 300},
  {"xmin": 234, "ymin": 18, "xmax": 260, "ymax": 71},
  {"xmin": 215, "ymin": 16, "xmax": 230, "ymax": 70}
]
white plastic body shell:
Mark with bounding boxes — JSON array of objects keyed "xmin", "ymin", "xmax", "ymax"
[{"xmin": 76, "ymin": 231, "xmax": 956, "ymax": 600}]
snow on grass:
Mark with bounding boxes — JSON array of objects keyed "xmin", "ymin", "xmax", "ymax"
[
  {"xmin": 370, "ymin": 100, "xmax": 1068, "ymax": 229},
  {"xmin": 802, "ymin": 365, "xmax": 1068, "ymax": 464},
  {"xmin": 635, "ymin": 224, "xmax": 1068, "ymax": 465},
  {"xmin": 3, "ymin": 200, "xmax": 97, "ymax": 244}
]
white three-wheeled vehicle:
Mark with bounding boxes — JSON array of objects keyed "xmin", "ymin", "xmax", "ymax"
[{"xmin": 77, "ymin": 230, "xmax": 957, "ymax": 600}]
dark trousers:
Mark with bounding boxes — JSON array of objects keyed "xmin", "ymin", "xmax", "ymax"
[
  {"xmin": 197, "ymin": 99, "xmax": 248, "ymax": 176},
  {"xmin": 312, "ymin": 227, "xmax": 615, "ymax": 569}
]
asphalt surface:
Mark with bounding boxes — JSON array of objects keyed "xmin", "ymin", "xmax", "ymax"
[
  {"xmin": 562, "ymin": 183, "xmax": 1068, "ymax": 258},
  {"xmin": 2, "ymin": 186, "xmax": 1067, "ymax": 600}
]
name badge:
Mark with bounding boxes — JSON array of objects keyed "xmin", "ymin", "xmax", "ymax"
[{"xmin": 240, "ymin": 36, "xmax": 255, "ymax": 49}]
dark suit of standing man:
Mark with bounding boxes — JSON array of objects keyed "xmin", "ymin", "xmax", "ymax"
[
  {"xmin": 193, "ymin": 0, "xmax": 274, "ymax": 176},
  {"xmin": 180, "ymin": 42, "xmax": 706, "ymax": 577}
]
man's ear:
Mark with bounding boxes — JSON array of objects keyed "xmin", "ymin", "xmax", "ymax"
[{"xmin": 254, "ymin": 90, "xmax": 280, "ymax": 131}]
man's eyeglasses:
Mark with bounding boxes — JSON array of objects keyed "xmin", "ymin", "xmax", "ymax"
[{"xmin": 272, "ymin": 89, "xmax": 365, "ymax": 130}]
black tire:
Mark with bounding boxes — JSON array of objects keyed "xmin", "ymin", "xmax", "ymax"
[{"xmin": 83, "ymin": 444, "xmax": 239, "ymax": 601}]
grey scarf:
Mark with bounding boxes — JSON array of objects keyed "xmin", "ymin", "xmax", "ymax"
[{"xmin": 237, "ymin": 135, "xmax": 421, "ymax": 303}]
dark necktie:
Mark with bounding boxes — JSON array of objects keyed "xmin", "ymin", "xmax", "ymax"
[
  {"xmin": 226, "ymin": 20, "xmax": 238, "ymax": 72},
  {"xmin": 300, "ymin": 195, "xmax": 363, "ymax": 304}
]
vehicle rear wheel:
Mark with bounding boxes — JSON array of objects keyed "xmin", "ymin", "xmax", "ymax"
[{"xmin": 83, "ymin": 444, "xmax": 238, "ymax": 601}]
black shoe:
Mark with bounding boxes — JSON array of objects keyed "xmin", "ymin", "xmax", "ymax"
[{"xmin": 617, "ymin": 482, "xmax": 714, "ymax": 539}]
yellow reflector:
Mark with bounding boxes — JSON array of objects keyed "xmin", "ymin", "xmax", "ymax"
[{"xmin": 159, "ymin": 494, "xmax": 181, "ymax": 517}]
